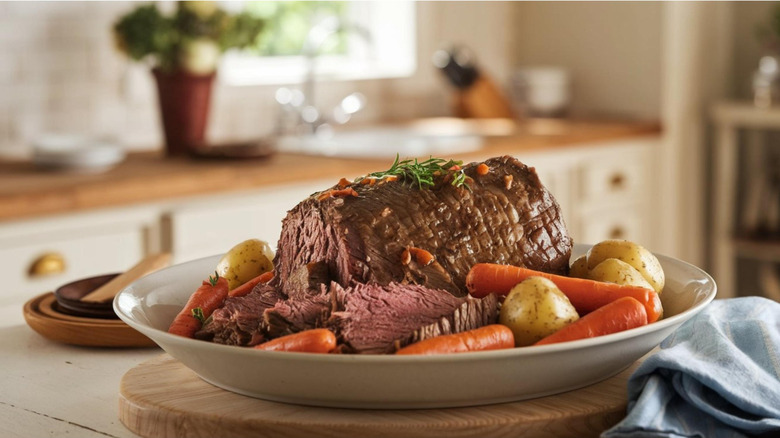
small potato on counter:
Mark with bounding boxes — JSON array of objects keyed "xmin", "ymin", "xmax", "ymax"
[
  {"xmin": 216, "ymin": 238, "xmax": 275, "ymax": 290},
  {"xmin": 499, "ymin": 277, "xmax": 579, "ymax": 347},
  {"xmin": 582, "ymin": 240, "xmax": 665, "ymax": 294}
]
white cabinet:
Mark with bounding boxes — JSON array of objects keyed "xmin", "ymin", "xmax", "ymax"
[
  {"xmin": 0, "ymin": 208, "xmax": 159, "ymax": 305},
  {"xmin": 572, "ymin": 141, "xmax": 656, "ymax": 245}
]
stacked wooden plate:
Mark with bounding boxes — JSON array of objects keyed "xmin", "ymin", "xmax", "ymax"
[{"xmin": 23, "ymin": 292, "xmax": 157, "ymax": 347}]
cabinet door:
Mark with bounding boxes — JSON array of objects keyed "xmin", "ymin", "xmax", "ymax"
[
  {"xmin": 573, "ymin": 139, "xmax": 658, "ymax": 246},
  {"xmin": 165, "ymin": 181, "xmax": 331, "ymax": 263},
  {"xmin": 578, "ymin": 206, "xmax": 647, "ymax": 244},
  {"xmin": 0, "ymin": 210, "xmax": 155, "ymax": 303}
]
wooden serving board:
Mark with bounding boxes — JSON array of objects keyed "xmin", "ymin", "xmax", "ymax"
[{"xmin": 119, "ymin": 354, "xmax": 640, "ymax": 438}]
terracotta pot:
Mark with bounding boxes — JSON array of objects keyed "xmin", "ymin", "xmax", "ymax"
[{"xmin": 152, "ymin": 69, "xmax": 215, "ymax": 156}]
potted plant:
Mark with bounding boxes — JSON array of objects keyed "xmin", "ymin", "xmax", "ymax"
[{"xmin": 114, "ymin": 2, "xmax": 265, "ymax": 156}]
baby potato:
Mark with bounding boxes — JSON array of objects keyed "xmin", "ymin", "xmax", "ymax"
[
  {"xmin": 499, "ymin": 277, "xmax": 579, "ymax": 347},
  {"xmin": 586, "ymin": 239, "xmax": 665, "ymax": 294},
  {"xmin": 588, "ymin": 258, "xmax": 655, "ymax": 290},
  {"xmin": 569, "ymin": 254, "xmax": 589, "ymax": 279},
  {"xmin": 216, "ymin": 238, "xmax": 274, "ymax": 290}
]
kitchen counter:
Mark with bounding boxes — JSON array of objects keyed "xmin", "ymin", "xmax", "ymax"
[
  {"xmin": 1, "ymin": 298, "xmax": 158, "ymax": 438},
  {"xmin": 0, "ymin": 119, "xmax": 660, "ymax": 223}
]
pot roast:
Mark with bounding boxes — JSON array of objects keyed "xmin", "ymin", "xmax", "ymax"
[{"xmin": 197, "ymin": 155, "xmax": 573, "ymax": 353}]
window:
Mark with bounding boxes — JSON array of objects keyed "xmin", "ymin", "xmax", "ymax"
[{"xmin": 220, "ymin": 1, "xmax": 417, "ymax": 86}]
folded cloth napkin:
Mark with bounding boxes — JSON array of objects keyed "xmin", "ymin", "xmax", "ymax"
[{"xmin": 602, "ymin": 296, "xmax": 780, "ymax": 438}]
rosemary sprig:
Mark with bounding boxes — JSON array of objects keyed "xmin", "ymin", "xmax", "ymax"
[
  {"xmin": 191, "ymin": 307, "xmax": 206, "ymax": 323},
  {"xmin": 208, "ymin": 271, "xmax": 219, "ymax": 287},
  {"xmin": 360, "ymin": 155, "xmax": 470, "ymax": 189}
]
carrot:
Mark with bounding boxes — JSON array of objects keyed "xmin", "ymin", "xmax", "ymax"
[
  {"xmin": 254, "ymin": 328, "xmax": 337, "ymax": 353},
  {"xmin": 395, "ymin": 324, "xmax": 514, "ymax": 355},
  {"xmin": 228, "ymin": 271, "xmax": 274, "ymax": 297},
  {"xmin": 168, "ymin": 273, "xmax": 229, "ymax": 338},
  {"xmin": 401, "ymin": 247, "xmax": 435, "ymax": 266},
  {"xmin": 317, "ymin": 187, "xmax": 358, "ymax": 201},
  {"xmin": 465, "ymin": 263, "xmax": 663, "ymax": 323},
  {"xmin": 535, "ymin": 297, "xmax": 648, "ymax": 345}
]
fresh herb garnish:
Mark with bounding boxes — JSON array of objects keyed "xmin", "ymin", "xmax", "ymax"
[
  {"xmin": 208, "ymin": 271, "xmax": 219, "ymax": 287},
  {"xmin": 360, "ymin": 155, "xmax": 470, "ymax": 189},
  {"xmin": 191, "ymin": 307, "xmax": 206, "ymax": 323}
]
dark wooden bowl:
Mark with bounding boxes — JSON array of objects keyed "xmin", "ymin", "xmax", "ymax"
[{"xmin": 54, "ymin": 273, "xmax": 120, "ymax": 319}]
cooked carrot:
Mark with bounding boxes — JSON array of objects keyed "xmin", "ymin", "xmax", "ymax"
[
  {"xmin": 535, "ymin": 297, "xmax": 648, "ymax": 345},
  {"xmin": 317, "ymin": 187, "xmax": 359, "ymax": 201},
  {"xmin": 503, "ymin": 174, "xmax": 513, "ymax": 189},
  {"xmin": 395, "ymin": 324, "xmax": 514, "ymax": 355},
  {"xmin": 401, "ymin": 247, "xmax": 435, "ymax": 266},
  {"xmin": 254, "ymin": 328, "xmax": 337, "ymax": 353},
  {"xmin": 476, "ymin": 163, "xmax": 490, "ymax": 175},
  {"xmin": 168, "ymin": 273, "xmax": 229, "ymax": 338},
  {"xmin": 465, "ymin": 263, "xmax": 663, "ymax": 323},
  {"xmin": 228, "ymin": 271, "xmax": 274, "ymax": 297}
]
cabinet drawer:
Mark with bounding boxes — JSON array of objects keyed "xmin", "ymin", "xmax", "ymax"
[
  {"xmin": 0, "ymin": 225, "xmax": 147, "ymax": 303},
  {"xmin": 577, "ymin": 155, "xmax": 648, "ymax": 206},
  {"xmin": 578, "ymin": 207, "xmax": 646, "ymax": 245}
]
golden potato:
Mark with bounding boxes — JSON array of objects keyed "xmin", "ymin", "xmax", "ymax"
[
  {"xmin": 586, "ymin": 239, "xmax": 665, "ymax": 293},
  {"xmin": 569, "ymin": 254, "xmax": 589, "ymax": 279},
  {"xmin": 499, "ymin": 277, "xmax": 579, "ymax": 347},
  {"xmin": 216, "ymin": 238, "xmax": 274, "ymax": 290},
  {"xmin": 588, "ymin": 258, "xmax": 655, "ymax": 290}
]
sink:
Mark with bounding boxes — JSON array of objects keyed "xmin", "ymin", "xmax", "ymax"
[
  {"xmin": 276, "ymin": 129, "xmax": 482, "ymax": 159},
  {"xmin": 274, "ymin": 118, "xmax": 515, "ymax": 159}
]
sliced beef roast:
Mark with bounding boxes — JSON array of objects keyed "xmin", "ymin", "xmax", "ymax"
[
  {"xmin": 275, "ymin": 155, "xmax": 572, "ymax": 297},
  {"xmin": 195, "ymin": 284, "xmax": 283, "ymax": 346},
  {"xmin": 327, "ymin": 282, "xmax": 496, "ymax": 354},
  {"xmin": 408, "ymin": 293, "xmax": 499, "ymax": 345},
  {"xmin": 263, "ymin": 286, "xmax": 332, "ymax": 338}
]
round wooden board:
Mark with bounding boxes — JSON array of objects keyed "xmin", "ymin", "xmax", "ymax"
[
  {"xmin": 119, "ymin": 354, "xmax": 639, "ymax": 438},
  {"xmin": 23, "ymin": 293, "xmax": 157, "ymax": 348}
]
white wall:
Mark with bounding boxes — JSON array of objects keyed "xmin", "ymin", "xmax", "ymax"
[
  {"xmin": 731, "ymin": 1, "xmax": 777, "ymax": 99},
  {"xmin": 511, "ymin": 2, "xmax": 663, "ymax": 120}
]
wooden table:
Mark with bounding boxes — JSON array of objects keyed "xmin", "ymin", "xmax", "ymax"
[{"xmin": 0, "ymin": 298, "xmax": 159, "ymax": 438}]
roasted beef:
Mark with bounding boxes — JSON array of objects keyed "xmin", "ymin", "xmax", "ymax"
[
  {"xmin": 275, "ymin": 155, "xmax": 572, "ymax": 297},
  {"xmin": 201, "ymin": 155, "xmax": 572, "ymax": 353},
  {"xmin": 201, "ymin": 280, "xmax": 500, "ymax": 353},
  {"xmin": 408, "ymin": 293, "xmax": 499, "ymax": 345},
  {"xmin": 327, "ymin": 282, "xmax": 496, "ymax": 354},
  {"xmin": 195, "ymin": 284, "xmax": 283, "ymax": 346},
  {"xmin": 263, "ymin": 286, "xmax": 331, "ymax": 338}
]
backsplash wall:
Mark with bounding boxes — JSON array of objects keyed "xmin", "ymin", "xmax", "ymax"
[{"xmin": 1, "ymin": 1, "xmax": 509, "ymax": 158}]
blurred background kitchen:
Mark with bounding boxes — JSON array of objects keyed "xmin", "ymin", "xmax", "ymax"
[{"xmin": 0, "ymin": 1, "xmax": 778, "ymax": 304}]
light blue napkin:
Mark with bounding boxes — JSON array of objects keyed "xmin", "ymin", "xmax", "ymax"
[{"xmin": 602, "ymin": 296, "xmax": 780, "ymax": 438}]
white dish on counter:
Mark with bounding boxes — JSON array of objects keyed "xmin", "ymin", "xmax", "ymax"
[
  {"xmin": 33, "ymin": 134, "xmax": 125, "ymax": 173},
  {"xmin": 114, "ymin": 244, "xmax": 716, "ymax": 409}
]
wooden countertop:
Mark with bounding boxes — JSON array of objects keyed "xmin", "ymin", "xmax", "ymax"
[{"xmin": 0, "ymin": 119, "xmax": 660, "ymax": 223}]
